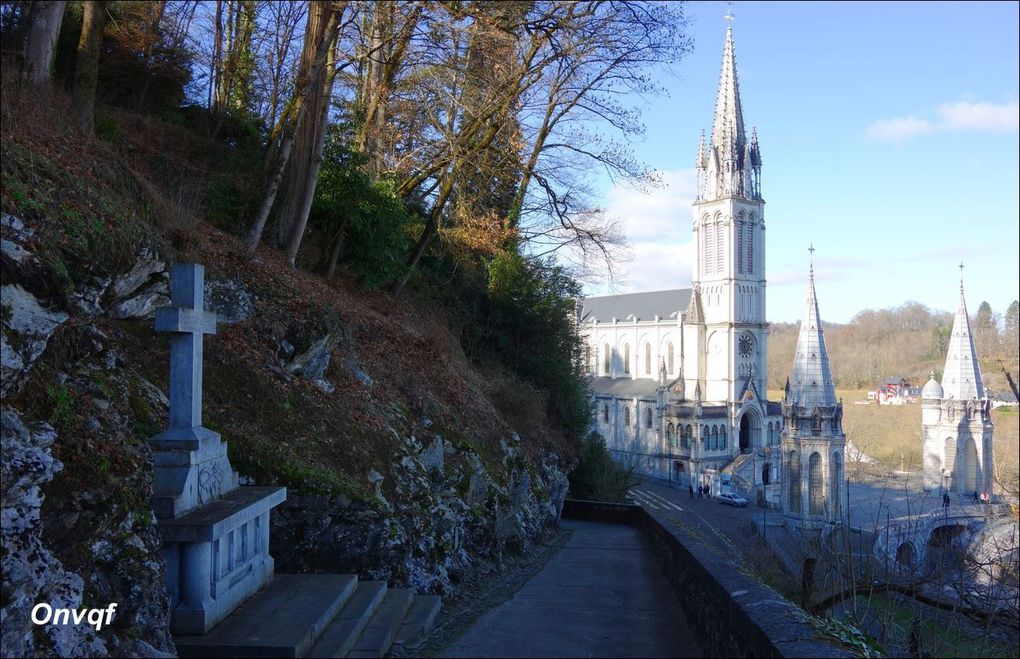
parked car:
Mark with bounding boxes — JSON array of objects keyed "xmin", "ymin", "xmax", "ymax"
[{"xmin": 718, "ymin": 493, "xmax": 749, "ymax": 507}]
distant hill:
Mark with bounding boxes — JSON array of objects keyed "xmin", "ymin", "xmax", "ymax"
[{"xmin": 767, "ymin": 301, "xmax": 1019, "ymax": 395}]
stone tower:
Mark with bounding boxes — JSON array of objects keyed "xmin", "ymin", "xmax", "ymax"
[
  {"xmin": 690, "ymin": 15, "xmax": 767, "ymax": 406},
  {"xmin": 781, "ymin": 250, "xmax": 845, "ymax": 530},
  {"xmin": 921, "ymin": 273, "xmax": 994, "ymax": 498}
]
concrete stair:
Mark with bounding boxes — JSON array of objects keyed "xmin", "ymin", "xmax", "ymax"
[{"xmin": 174, "ymin": 575, "xmax": 441, "ymax": 659}]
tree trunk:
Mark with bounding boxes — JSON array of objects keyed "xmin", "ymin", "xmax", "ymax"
[
  {"xmin": 283, "ymin": 25, "xmax": 339, "ymax": 268},
  {"xmin": 244, "ymin": 5, "xmax": 339, "ymax": 257},
  {"xmin": 391, "ymin": 175, "xmax": 454, "ymax": 296},
  {"xmin": 23, "ymin": 0, "xmax": 66, "ymax": 94},
  {"xmin": 325, "ymin": 219, "xmax": 349, "ymax": 279},
  {"xmin": 71, "ymin": 1, "xmax": 108, "ymax": 132}
]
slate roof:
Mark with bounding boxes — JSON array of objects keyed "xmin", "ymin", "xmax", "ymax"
[
  {"xmin": 589, "ymin": 377, "xmax": 660, "ymax": 397},
  {"xmin": 580, "ymin": 289, "xmax": 692, "ymax": 324}
]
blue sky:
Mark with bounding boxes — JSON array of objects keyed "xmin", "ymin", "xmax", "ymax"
[{"xmin": 587, "ymin": 1, "xmax": 1019, "ymax": 324}]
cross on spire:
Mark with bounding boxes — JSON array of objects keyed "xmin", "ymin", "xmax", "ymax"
[
  {"xmin": 808, "ymin": 243, "xmax": 815, "ymax": 279},
  {"xmin": 724, "ymin": 3, "xmax": 735, "ymax": 28},
  {"xmin": 959, "ymin": 261, "xmax": 965, "ymax": 291},
  {"xmin": 155, "ymin": 264, "xmax": 218, "ymax": 431}
]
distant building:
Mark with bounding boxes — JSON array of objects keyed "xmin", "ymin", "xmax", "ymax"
[
  {"xmin": 877, "ymin": 376, "xmax": 915, "ymax": 405},
  {"xmin": 921, "ymin": 276, "xmax": 994, "ymax": 498}
]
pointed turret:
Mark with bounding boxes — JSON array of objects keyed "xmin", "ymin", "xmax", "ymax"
[
  {"xmin": 941, "ymin": 270, "xmax": 985, "ymax": 400},
  {"xmin": 684, "ymin": 286, "xmax": 705, "ymax": 324},
  {"xmin": 789, "ymin": 247, "xmax": 837, "ymax": 411}
]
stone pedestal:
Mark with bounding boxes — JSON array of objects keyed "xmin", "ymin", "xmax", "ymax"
[{"xmin": 150, "ymin": 263, "xmax": 286, "ymax": 635}]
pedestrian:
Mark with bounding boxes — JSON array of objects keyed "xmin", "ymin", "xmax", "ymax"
[
  {"xmin": 942, "ymin": 492, "xmax": 950, "ymax": 508},
  {"xmin": 688, "ymin": 484, "xmax": 694, "ymax": 499},
  {"xmin": 973, "ymin": 491, "xmax": 979, "ymax": 504}
]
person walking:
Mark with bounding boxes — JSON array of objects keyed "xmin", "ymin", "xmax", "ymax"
[
  {"xmin": 942, "ymin": 492, "xmax": 950, "ymax": 508},
  {"xmin": 688, "ymin": 484, "xmax": 694, "ymax": 499}
]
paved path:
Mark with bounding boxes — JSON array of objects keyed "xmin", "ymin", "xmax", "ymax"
[{"xmin": 439, "ymin": 518, "xmax": 701, "ymax": 658}]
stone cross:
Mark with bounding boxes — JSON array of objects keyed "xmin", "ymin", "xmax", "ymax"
[{"xmin": 155, "ymin": 264, "xmax": 217, "ymax": 431}]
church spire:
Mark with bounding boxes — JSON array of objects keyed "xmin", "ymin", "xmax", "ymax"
[
  {"xmin": 789, "ymin": 245, "xmax": 837, "ymax": 410},
  {"xmin": 941, "ymin": 264, "xmax": 985, "ymax": 400},
  {"xmin": 712, "ymin": 16, "xmax": 745, "ymax": 158},
  {"xmin": 698, "ymin": 12, "xmax": 760, "ymax": 201}
]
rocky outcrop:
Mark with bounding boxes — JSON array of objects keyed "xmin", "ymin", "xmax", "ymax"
[
  {"xmin": 272, "ymin": 432, "xmax": 569, "ymax": 597},
  {"xmin": 1, "ymin": 409, "xmax": 106, "ymax": 657},
  {"xmin": 1, "ymin": 284, "xmax": 69, "ymax": 396}
]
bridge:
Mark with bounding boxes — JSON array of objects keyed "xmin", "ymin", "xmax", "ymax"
[{"xmin": 873, "ymin": 503, "xmax": 1015, "ymax": 571}]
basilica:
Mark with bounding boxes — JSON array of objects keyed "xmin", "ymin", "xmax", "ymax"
[
  {"xmin": 578, "ymin": 21, "xmax": 782, "ymax": 499},
  {"xmin": 578, "ymin": 20, "xmax": 849, "ymax": 524}
]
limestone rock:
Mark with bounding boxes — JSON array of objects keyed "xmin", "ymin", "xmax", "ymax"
[
  {"xmin": 1, "ymin": 284, "xmax": 69, "ymax": 396},
  {"xmin": 0, "ymin": 408, "xmax": 107, "ymax": 657},
  {"xmin": 110, "ymin": 248, "xmax": 165, "ymax": 300},
  {"xmin": 420, "ymin": 437, "xmax": 444, "ymax": 474},
  {"xmin": 108, "ymin": 286, "xmax": 169, "ymax": 320},
  {"xmin": 345, "ymin": 357, "xmax": 373, "ymax": 387},
  {"xmin": 204, "ymin": 276, "xmax": 254, "ymax": 324},
  {"xmin": 71, "ymin": 275, "xmax": 113, "ymax": 317},
  {"xmin": 286, "ymin": 333, "xmax": 340, "ymax": 381}
]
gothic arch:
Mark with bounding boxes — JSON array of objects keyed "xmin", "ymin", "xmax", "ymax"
[
  {"xmin": 944, "ymin": 436, "xmax": 957, "ymax": 490},
  {"xmin": 738, "ymin": 409, "xmax": 761, "ymax": 452},
  {"xmin": 603, "ymin": 343, "xmax": 611, "ymax": 374},
  {"xmin": 645, "ymin": 407, "xmax": 653, "ymax": 429},
  {"xmin": 684, "ymin": 425, "xmax": 693, "ymax": 449},
  {"xmin": 624, "ymin": 406, "xmax": 631, "ymax": 427},
  {"xmin": 667, "ymin": 423, "xmax": 675, "ymax": 447},
  {"xmin": 809, "ymin": 452, "xmax": 824, "ymax": 515},
  {"xmin": 602, "ymin": 404, "xmax": 609, "ymax": 423},
  {"xmin": 788, "ymin": 450, "xmax": 801, "ymax": 514},
  {"xmin": 622, "ymin": 343, "xmax": 631, "ymax": 374},
  {"xmin": 644, "ymin": 342, "xmax": 652, "ymax": 375},
  {"xmin": 831, "ymin": 451, "xmax": 842, "ymax": 515},
  {"xmin": 720, "ymin": 425, "xmax": 727, "ymax": 450},
  {"xmin": 963, "ymin": 436, "xmax": 979, "ymax": 494},
  {"xmin": 711, "ymin": 426, "xmax": 719, "ymax": 450},
  {"xmin": 667, "ymin": 342, "xmax": 675, "ymax": 374}
]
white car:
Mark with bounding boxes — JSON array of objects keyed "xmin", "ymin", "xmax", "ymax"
[{"xmin": 717, "ymin": 493, "xmax": 749, "ymax": 507}]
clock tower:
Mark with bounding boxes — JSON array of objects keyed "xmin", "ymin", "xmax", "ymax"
[{"xmin": 692, "ymin": 15, "xmax": 767, "ymax": 406}]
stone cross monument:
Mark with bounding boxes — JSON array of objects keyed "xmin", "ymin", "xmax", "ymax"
[{"xmin": 152, "ymin": 263, "xmax": 285, "ymax": 635}]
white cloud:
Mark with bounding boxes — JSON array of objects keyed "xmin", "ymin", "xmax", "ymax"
[
  {"xmin": 938, "ymin": 100, "xmax": 1020, "ymax": 132},
  {"xmin": 601, "ymin": 169, "xmax": 697, "ymax": 292},
  {"xmin": 866, "ymin": 100, "xmax": 1019, "ymax": 142}
]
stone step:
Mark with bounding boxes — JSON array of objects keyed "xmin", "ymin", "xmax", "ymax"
[
  {"xmin": 304, "ymin": 581, "xmax": 388, "ymax": 659},
  {"xmin": 345, "ymin": 588, "xmax": 415, "ymax": 659},
  {"xmin": 175, "ymin": 573, "xmax": 358, "ymax": 658},
  {"xmin": 391, "ymin": 595, "xmax": 442, "ymax": 650}
]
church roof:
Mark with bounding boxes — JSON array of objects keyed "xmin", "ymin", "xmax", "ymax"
[
  {"xmin": 589, "ymin": 377, "xmax": 660, "ymax": 398},
  {"xmin": 579, "ymin": 289, "xmax": 692, "ymax": 324},
  {"xmin": 788, "ymin": 252, "xmax": 838, "ymax": 410},
  {"xmin": 941, "ymin": 278, "xmax": 985, "ymax": 400}
]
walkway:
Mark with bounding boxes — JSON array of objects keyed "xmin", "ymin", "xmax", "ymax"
[{"xmin": 439, "ymin": 518, "xmax": 701, "ymax": 658}]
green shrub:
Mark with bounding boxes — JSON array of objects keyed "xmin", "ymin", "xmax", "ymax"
[{"xmin": 568, "ymin": 433, "xmax": 640, "ymax": 503}]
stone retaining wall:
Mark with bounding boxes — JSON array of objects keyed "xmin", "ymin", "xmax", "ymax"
[{"xmin": 563, "ymin": 499, "xmax": 852, "ymax": 658}]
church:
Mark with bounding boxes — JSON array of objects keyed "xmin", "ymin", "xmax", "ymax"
[{"xmin": 578, "ymin": 20, "xmax": 783, "ymax": 498}]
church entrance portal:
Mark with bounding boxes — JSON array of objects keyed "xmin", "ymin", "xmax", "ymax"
[{"xmin": 740, "ymin": 414, "xmax": 751, "ymax": 452}]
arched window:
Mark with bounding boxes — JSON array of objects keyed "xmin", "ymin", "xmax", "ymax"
[
  {"xmin": 715, "ymin": 222, "xmax": 725, "ymax": 273},
  {"xmin": 767, "ymin": 422, "xmax": 773, "ymax": 446},
  {"xmin": 711, "ymin": 426, "xmax": 719, "ymax": 450},
  {"xmin": 812, "ymin": 412, "xmax": 821, "ymax": 433},
  {"xmin": 705, "ymin": 222, "xmax": 715, "ymax": 274},
  {"xmin": 623, "ymin": 344, "xmax": 631, "ymax": 375},
  {"xmin": 720, "ymin": 426, "xmax": 727, "ymax": 450},
  {"xmin": 789, "ymin": 451, "xmax": 801, "ymax": 514},
  {"xmin": 623, "ymin": 406, "xmax": 630, "ymax": 427},
  {"xmin": 667, "ymin": 343, "xmax": 674, "ymax": 374},
  {"xmin": 645, "ymin": 407, "xmax": 653, "ymax": 429},
  {"xmin": 602, "ymin": 404, "xmax": 609, "ymax": 423},
  {"xmin": 644, "ymin": 343, "xmax": 652, "ymax": 375},
  {"xmin": 736, "ymin": 221, "xmax": 744, "ymax": 274},
  {"xmin": 603, "ymin": 344, "xmax": 611, "ymax": 374},
  {"xmin": 745, "ymin": 222, "xmax": 753, "ymax": 275},
  {"xmin": 701, "ymin": 427, "xmax": 709, "ymax": 449},
  {"xmin": 809, "ymin": 452, "xmax": 824, "ymax": 515},
  {"xmin": 685, "ymin": 425, "xmax": 693, "ymax": 450}
]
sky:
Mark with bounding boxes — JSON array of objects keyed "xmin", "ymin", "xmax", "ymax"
[{"xmin": 586, "ymin": 1, "xmax": 1020, "ymax": 324}]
